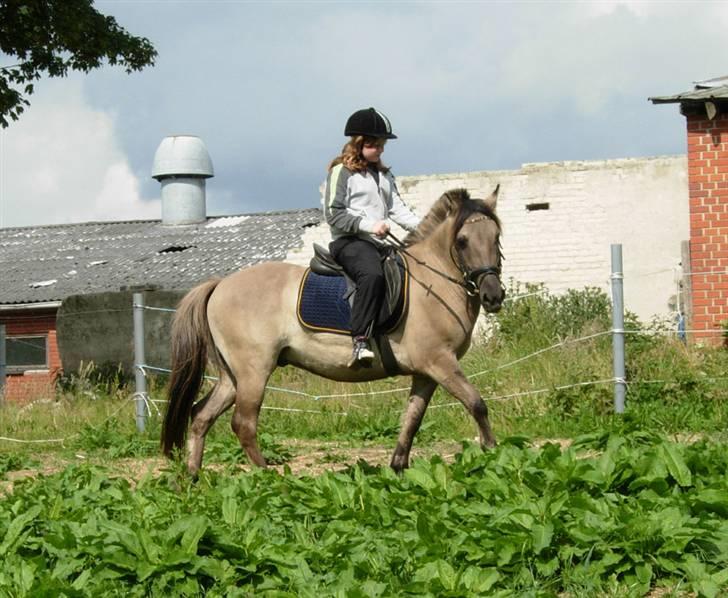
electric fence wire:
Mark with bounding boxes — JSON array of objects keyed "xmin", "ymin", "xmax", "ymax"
[
  {"xmin": 0, "ymin": 394, "xmax": 138, "ymax": 445},
  {"xmin": 3, "ymin": 295, "xmax": 727, "ymax": 443}
]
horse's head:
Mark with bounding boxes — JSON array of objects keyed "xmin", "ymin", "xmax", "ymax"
[{"xmin": 448, "ymin": 186, "xmax": 505, "ymax": 313}]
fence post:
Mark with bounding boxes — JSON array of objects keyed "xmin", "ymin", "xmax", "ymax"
[
  {"xmin": 0, "ymin": 324, "xmax": 6, "ymax": 405},
  {"xmin": 611, "ymin": 244, "xmax": 626, "ymax": 414},
  {"xmin": 680, "ymin": 240, "xmax": 692, "ymax": 343},
  {"xmin": 132, "ymin": 292, "xmax": 148, "ymax": 432}
]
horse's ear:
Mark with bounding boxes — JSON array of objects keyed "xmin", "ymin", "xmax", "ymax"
[{"xmin": 484, "ymin": 184, "xmax": 500, "ymax": 211}]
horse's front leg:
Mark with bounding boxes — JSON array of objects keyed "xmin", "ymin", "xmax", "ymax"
[
  {"xmin": 390, "ymin": 374, "xmax": 438, "ymax": 473},
  {"xmin": 428, "ymin": 356, "xmax": 496, "ymax": 449}
]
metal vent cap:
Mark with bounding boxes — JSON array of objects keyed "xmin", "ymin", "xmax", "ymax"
[{"xmin": 152, "ymin": 135, "xmax": 214, "ymax": 180}]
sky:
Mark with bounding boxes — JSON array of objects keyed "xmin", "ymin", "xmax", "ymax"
[{"xmin": 1, "ymin": 0, "xmax": 727, "ymax": 228}]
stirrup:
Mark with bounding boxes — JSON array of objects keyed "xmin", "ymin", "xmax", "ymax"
[{"xmin": 348, "ymin": 337, "xmax": 374, "ymax": 368}]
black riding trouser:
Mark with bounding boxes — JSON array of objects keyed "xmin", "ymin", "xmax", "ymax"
[{"xmin": 329, "ymin": 236, "xmax": 384, "ymax": 338}]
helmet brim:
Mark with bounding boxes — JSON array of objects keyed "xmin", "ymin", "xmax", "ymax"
[{"xmin": 346, "ymin": 131, "xmax": 398, "ymax": 140}]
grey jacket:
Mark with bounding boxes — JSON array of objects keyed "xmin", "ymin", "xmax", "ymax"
[{"xmin": 323, "ymin": 163, "xmax": 420, "ymax": 242}]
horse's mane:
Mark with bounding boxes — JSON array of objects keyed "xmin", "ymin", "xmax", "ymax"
[{"xmin": 403, "ymin": 188, "xmax": 500, "ymax": 246}]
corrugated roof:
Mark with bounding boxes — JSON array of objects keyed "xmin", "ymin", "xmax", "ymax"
[
  {"xmin": 0, "ymin": 208, "xmax": 321, "ymax": 305},
  {"xmin": 650, "ymin": 76, "xmax": 728, "ymax": 104}
]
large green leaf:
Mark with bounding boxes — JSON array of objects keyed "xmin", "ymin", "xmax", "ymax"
[
  {"xmin": 660, "ymin": 443, "xmax": 693, "ymax": 488},
  {"xmin": 532, "ymin": 522, "xmax": 554, "ymax": 554}
]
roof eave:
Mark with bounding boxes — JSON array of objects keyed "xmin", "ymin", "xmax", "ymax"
[{"xmin": 0, "ymin": 301, "xmax": 62, "ymax": 312}]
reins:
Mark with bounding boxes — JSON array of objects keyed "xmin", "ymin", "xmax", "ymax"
[{"xmin": 386, "ymin": 231, "xmax": 499, "ymax": 297}]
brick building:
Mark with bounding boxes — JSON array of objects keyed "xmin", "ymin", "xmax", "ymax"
[{"xmin": 651, "ymin": 76, "xmax": 728, "ymax": 344}]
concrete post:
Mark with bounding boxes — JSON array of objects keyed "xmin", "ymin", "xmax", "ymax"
[
  {"xmin": 611, "ymin": 244, "xmax": 626, "ymax": 414},
  {"xmin": 132, "ymin": 293, "xmax": 148, "ymax": 432},
  {"xmin": 0, "ymin": 324, "xmax": 6, "ymax": 405}
]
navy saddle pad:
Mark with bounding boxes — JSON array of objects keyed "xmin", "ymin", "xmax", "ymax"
[
  {"xmin": 296, "ymin": 258, "xmax": 409, "ymax": 335},
  {"xmin": 297, "ymin": 272, "xmax": 353, "ymax": 334}
]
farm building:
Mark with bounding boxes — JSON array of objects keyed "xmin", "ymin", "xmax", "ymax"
[
  {"xmin": 0, "ymin": 126, "xmax": 699, "ymax": 401},
  {"xmin": 0, "ymin": 208, "xmax": 322, "ymax": 401},
  {"xmin": 650, "ymin": 75, "xmax": 728, "ymax": 345}
]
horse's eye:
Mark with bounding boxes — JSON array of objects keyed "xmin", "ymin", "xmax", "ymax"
[{"xmin": 456, "ymin": 235, "xmax": 468, "ymax": 249}]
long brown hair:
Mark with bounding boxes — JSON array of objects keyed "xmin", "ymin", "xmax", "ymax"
[{"xmin": 327, "ymin": 136, "xmax": 390, "ymax": 173}]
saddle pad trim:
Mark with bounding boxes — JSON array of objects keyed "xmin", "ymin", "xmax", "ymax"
[{"xmin": 296, "ymin": 269, "xmax": 351, "ymax": 336}]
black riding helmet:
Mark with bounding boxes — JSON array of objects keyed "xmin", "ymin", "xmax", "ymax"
[{"xmin": 344, "ymin": 107, "xmax": 397, "ymax": 139}]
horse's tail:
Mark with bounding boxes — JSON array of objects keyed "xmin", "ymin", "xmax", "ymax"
[{"xmin": 161, "ymin": 278, "xmax": 221, "ymax": 457}]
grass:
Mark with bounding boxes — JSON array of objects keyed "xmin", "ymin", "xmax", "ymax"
[
  {"xmin": 1, "ymin": 284, "xmax": 728, "ymax": 472},
  {"xmin": 2, "ymin": 316, "xmax": 728, "ymax": 474}
]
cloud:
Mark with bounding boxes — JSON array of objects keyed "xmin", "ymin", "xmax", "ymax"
[
  {"xmin": 0, "ymin": 77, "xmax": 159, "ymax": 227},
  {"xmin": 4, "ymin": 2, "xmax": 728, "ymax": 223}
]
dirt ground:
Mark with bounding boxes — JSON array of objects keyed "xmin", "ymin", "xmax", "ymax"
[
  {"xmin": 0, "ymin": 436, "xmax": 592, "ymax": 495},
  {"xmin": 1, "ymin": 439, "xmax": 471, "ymax": 494}
]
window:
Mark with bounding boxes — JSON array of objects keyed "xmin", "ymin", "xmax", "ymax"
[{"xmin": 6, "ymin": 335, "xmax": 48, "ymax": 373}]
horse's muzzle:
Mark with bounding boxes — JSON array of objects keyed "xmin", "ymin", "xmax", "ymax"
[{"xmin": 479, "ymin": 277, "xmax": 505, "ymax": 313}]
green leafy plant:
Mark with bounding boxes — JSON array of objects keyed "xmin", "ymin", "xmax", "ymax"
[
  {"xmin": 1, "ymin": 433, "xmax": 727, "ymax": 596},
  {"xmin": 0, "ymin": 453, "xmax": 38, "ymax": 479}
]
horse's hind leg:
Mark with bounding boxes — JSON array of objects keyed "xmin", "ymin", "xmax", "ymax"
[
  {"xmin": 230, "ymin": 367, "xmax": 271, "ymax": 467},
  {"xmin": 187, "ymin": 373, "xmax": 236, "ymax": 476},
  {"xmin": 390, "ymin": 374, "xmax": 438, "ymax": 473}
]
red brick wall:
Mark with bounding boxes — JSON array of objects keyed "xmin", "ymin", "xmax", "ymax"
[
  {"xmin": 687, "ymin": 111, "xmax": 728, "ymax": 344},
  {"xmin": 0, "ymin": 309, "xmax": 61, "ymax": 402}
]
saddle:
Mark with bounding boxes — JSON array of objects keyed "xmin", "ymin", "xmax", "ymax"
[{"xmin": 297, "ymin": 243, "xmax": 409, "ymax": 337}]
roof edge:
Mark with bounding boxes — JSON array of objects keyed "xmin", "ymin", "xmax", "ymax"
[{"xmin": 0, "ymin": 301, "xmax": 62, "ymax": 311}]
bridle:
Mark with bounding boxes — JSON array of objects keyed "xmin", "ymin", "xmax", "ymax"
[
  {"xmin": 387, "ymin": 214, "xmax": 504, "ymax": 298},
  {"xmin": 451, "ymin": 214, "xmax": 504, "ymax": 297}
]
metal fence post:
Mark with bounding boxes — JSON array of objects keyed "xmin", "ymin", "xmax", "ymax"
[
  {"xmin": 0, "ymin": 324, "xmax": 6, "ymax": 405},
  {"xmin": 132, "ymin": 293, "xmax": 148, "ymax": 432},
  {"xmin": 611, "ymin": 244, "xmax": 626, "ymax": 414}
]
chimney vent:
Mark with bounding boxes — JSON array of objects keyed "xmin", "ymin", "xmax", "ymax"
[{"xmin": 152, "ymin": 135, "xmax": 214, "ymax": 225}]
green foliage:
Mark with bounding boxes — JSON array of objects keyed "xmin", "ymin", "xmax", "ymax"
[
  {"xmin": 0, "ymin": 452, "xmax": 38, "ymax": 479},
  {"xmin": 495, "ymin": 282, "xmax": 611, "ymax": 349},
  {"xmin": 56, "ymin": 361, "xmax": 130, "ymax": 399},
  {"xmin": 0, "ymin": 0, "xmax": 157, "ymax": 126},
  {"xmin": 1, "ymin": 434, "xmax": 727, "ymax": 596},
  {"xmin": 1, "ymin": 282, "xmax": 728, "ymax": 593},
  {"xmin": 206, "ymin": 432, "xmax": 294, "ymax": 466},
  {"xmin": 73, "ymin": 419, "xmax": 158, "ymax": 459}
]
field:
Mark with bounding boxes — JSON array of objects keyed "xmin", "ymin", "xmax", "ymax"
[{"xmin": 1, "ymin": 286, "xmax": 728, "ymax": 596}]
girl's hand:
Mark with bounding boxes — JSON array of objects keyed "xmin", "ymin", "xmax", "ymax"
[{"xmin": 372, "ymin": 220, "xmax": 391, "ymax": 238}]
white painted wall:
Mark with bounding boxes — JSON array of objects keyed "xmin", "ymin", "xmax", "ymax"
[{"xmin": 286, "ymin": 155, "xmax": 688, "ymax": 321}]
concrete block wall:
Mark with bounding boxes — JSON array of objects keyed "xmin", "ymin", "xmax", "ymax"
[
  {"xmin": 288, "ymin": 155, "xmax": 689, "ymax": 322},
  {"xmin": 0, "ymin": 311, "xmax": 60, "ymax": 402},
  {"xmin": 686, "ymin": 112, "xmax": 728, "ymax": 344}
]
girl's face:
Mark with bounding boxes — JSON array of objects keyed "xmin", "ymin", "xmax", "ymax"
[{"xmin": 361, "ymin": 137, "xmax": 386, "ymax": 163}]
